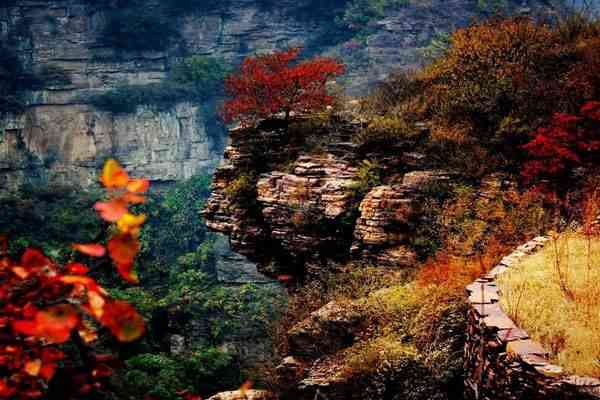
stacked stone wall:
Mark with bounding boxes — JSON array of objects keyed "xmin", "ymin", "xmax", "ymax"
[{"xmin": 465, "ymin": 237, "xmax": 600, "ymax": 400}]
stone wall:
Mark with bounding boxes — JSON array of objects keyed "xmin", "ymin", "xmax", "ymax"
[{"xmin": 464, "ymin": 237, "xmax": 600, "ymax": 400}]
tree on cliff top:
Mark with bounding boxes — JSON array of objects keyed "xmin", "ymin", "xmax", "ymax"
[{"xmin": 222, "ymin": 48, "xmax": 345, "ymax": 127}]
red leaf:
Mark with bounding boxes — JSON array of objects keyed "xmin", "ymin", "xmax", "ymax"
[
  {"xmin": 108, "ymin": 234, "xmax": 139, "ymax": 266},
  {"xmin": 12, "ymin": 320, "xmax": 38, "ymax": 337},
  {"xmin": 65, "ymin": 262, "xmax": 89, "ymax": 275},
  {"xmin": 123, "ymin": 193, "xmax": 146, "ymax": 204},
  {"xmin": 73, "ymin": 243, "xmax": 106, "ymax": 257},
  {"xmin": 41, "ymin": 348, "xmax": 65, "ymax": 363},
  {"xmin": 100, "ymin": 301, "xmax": 145, "ymax": 342},
  {"xmin": 39, "ymin": 363, "xmax": 57, "ymax": 381},
  {"xmin": 100, "ymin": 159, "xmax": 129, "ymax": 189},
  {"xmin": 116, "ymin": 262, "xmax": 139, "ymax": 284},
  {"xmin": 35, "ymin": 305, "xmax": 80, "ymax": 344},
  {"xmin": 21, "ymin": 248, "xmax": 52, "ymax": 271},
  {"xmin": 126, "ymin": 179, "xmax": 150, "ymax": 194},
  {"xmin": 0, "ymin": 379, "xmax": 16, "ymax": 398},
  {"xmin": 94, "ymin": 199, "xmax": 128, "ymax": 222}
]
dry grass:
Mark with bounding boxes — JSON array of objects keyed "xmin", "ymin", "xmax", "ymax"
[{"xmin": 499, "ymin": 233, "xmax": 600, "ymax": 376}]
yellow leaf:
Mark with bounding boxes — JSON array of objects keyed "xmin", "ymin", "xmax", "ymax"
[
  {"xmin": 117, "ymin": 213, "xmax": 146, "ymax": 236},
  {"xmin": 101, "ymin": 159, "xmax": 129, "ymax": 189},
  {"xmin": 24, "ymin": 359, "xmax": 41, "ymax": 377}
]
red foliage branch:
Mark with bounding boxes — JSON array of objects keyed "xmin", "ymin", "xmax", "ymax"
[
  {"xmin": 522, "ymin": 101, "xmax": 600, "ymax": 192},
  {"xmin": 0, "ymin": 160, "xmax": 148, "ymax": 399},
  {"xmin": 222, "ymin": 47, "xmax": 345, "ymax": 127}
]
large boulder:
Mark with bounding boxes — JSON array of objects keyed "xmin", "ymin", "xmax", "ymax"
[
  {"xmin": 207, "ymin": 390, "xmax": 275, "ymax": 400},
  {"xmin": 288, "ymin": 301, "xmax": 362, "ymax": 358}
]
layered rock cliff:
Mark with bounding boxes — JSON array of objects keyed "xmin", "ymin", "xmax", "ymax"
[
  {"xmin": 0, "ymin": 0, "xmax": 561, "ymax": 188},
  {"xmin": 203, "ymin": 115, "xmax": 452, "ymax": 273},
  {"xmin": 201, "ymin": 115, "xmax": 458, "ymax": 398}
]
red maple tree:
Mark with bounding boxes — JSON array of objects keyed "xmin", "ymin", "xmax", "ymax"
[
  {"xmin": 222, "ymin": 47, "xmax": 345, "ymax": 127},
  {"xmin": 522, "ymin": 101, "xmax": 600, "ymax": 192},
  {"xmin": 0, "ymin": 160, "xmax": 147, "ymax": 399}
]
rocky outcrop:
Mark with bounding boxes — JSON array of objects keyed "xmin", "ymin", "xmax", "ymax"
[
  {"xmin": 287, "ymin": 301, "xmax": 362, "ymax": 358},
  {"xmin": 207, "ymin": 390, "xmax": 275, "ymax": 400},
  {"xmin": 203, "ymin": 121, "xmax": 305, "ymax": 259},
  {"xmin": 201, "ymin": 117, "xmax": 466, "ymax": 398},
  {"xmin": 203, "ymin": 118, "xmax": 457, "ymax": 274},
  {"xmin": 256, "ymin": 155, "xmax": 358, "ymax": 256},
  {"xmin": 352, "ymin": 170, "xmax": 452, "ymax": 268}
]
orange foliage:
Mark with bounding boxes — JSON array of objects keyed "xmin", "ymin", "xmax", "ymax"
[
  {"xmin": 0, "ymin": 159, "xmax": 148, "ymax": 399},
  {"xmin": 417, "ymin": 239, "xmax": 507, "ymax": 289}
]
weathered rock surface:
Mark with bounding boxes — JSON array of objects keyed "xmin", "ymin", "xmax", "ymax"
[
  {"xmin": 351, "ymin": 170, "xmax": 451, "ymax": 268},
  {"xmin": 1, "ymin": 102, "xmax": 216, "ymax": 188},
  {"xmin": 276, "ymin": 356, "xmax": 308, "ymax": 388},
  {"xmin": 288, "ymin": 301, "xmax": 362, "ymax": 358},
  {"xmin": 256, "ymin": 155, "xmax": 358, "ymax": 255},
  {"xmin": 207, "ymin": 389, "xmax": 275, "ymax": 400},
  {"xmin": 353, "ymin": 185, "xmax": 417, "ymax": 246}
]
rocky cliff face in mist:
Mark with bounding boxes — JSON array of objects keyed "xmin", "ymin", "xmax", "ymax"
[{"xmin": 0, "ymin": 0, "xmax": 559, "ymax": 188}]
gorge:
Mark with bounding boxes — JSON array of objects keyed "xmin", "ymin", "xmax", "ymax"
[{"xmin": 1, "ymin": 1, "xmax": 599, "ymax": 400}]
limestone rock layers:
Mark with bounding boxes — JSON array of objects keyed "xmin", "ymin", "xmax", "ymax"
[
  {"xmin": 256, "ymin": 155, "xmax": 358, "ymax": 255},
  {"xmin": 1, "ymin": 0, "xmax": 547, "ymax": 186}
]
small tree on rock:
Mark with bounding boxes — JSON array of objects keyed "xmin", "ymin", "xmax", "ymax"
[{"xmin": 222, "ymin": 48, "xmax": 345, "ymax": 127}]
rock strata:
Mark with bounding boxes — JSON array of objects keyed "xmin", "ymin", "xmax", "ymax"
[
  {"xmin": 256, "ymin": 155, "xmax": 358, "ymax": 256},
  {"xmin": 352, "ymin": 170, "xmax": 451, "ymax": 268}
]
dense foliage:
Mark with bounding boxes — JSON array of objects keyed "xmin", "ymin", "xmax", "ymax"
[
  {"xmin": 0, "ymin": 160, "xmax": 148, "ymax": 399},
  {"xmin": 522, "ymin": 101, "xmax": 600, "ymax": 193},
  {"xmin": 361, "ymin": 16, "xmax": 600, "ymax": 187},
  {"xmin": 0, "ymin": 168, "xmax": 284, "ymax": 399},
  {"xmin": 223, "ymin": 48, "xmax": 345, "ymax": 126}
]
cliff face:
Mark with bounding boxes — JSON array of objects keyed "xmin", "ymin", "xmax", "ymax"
[
  {"xmin": 202, "ymin": 116, "xmax": 450, "ymax": 275},
  {"xmin": 0, "ymin": 0, "xmax": 557, "ymax": 188},
  {"xmin": 201, "ymin": 116, "xmax": 454, "ymax": 398},
  {"xmin": 0, "ymin": 102, "xmax": 213, "ymax": 187}
]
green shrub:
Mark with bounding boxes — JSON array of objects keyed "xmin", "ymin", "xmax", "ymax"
[
  {"xmin": 354, "ymin": 115, "xmax": 418, "ymax": 148},
  {"xmin": 0, "ymin": 184, "xmax": 101, "ymax": 262},
  {"xmin": 223, "ymin": 173, "xmax": 257, "ymax": 203},
  {"xmin": 419, "ymin": 31, "xmax": 452, "ymax": 63},
  {"xmin": 350, "ymin": 159, "xmax": 382, "ymax": 197},
  {"xmin": 0, "ymin": 42, "xmax": 70, "ymax": 115},
  {"xmin": 172, "ymin": 55, "xmax": 228, "ymax": 93},
  {"xmin": 89, "ymin": 56, "xmax": 227, "ymax": 114},
  {"xmin": 88, "ymin": 82, "xmax": 197, "ymax": 114},
  {"xmin": 122, "ymin": 349, "xmax": 239, "ymax": 399},
  {"xmin": 136, "ymin": 174, "xmax": 214, "ymax": 284}
]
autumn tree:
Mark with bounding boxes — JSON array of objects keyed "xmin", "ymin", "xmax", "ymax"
[
  {"xmin": 0, "ymin": 160, "xmax": 148, "ymax": 399},
  {"xmin": 222, "ymin": 47, "xmax": 345, "ymax": 127},
  {"xmin": 522, "ymin": 101, "xmax": 600, "ymax": 194}
]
